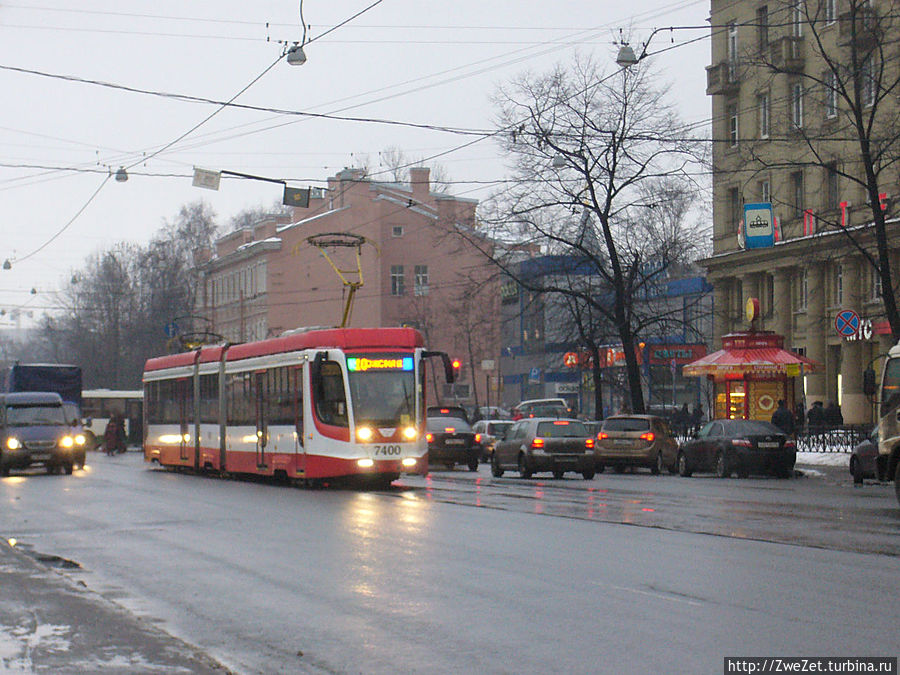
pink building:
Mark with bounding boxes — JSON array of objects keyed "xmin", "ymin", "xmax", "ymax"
[{"xmin": 195, "ymin": 167, "xmax": 501, "ymax": 406}]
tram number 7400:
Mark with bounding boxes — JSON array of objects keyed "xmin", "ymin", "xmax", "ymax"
[{"xmin": 373, "ymin": 445, "xmax": 402, "ymax": 456}]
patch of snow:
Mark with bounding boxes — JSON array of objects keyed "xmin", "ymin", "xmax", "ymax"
[{"xmin": 795, "ymin": 451, "xmax": 850, "ymax": 467}]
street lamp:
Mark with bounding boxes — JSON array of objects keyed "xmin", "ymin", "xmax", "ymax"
[
  {"xmin": 615, "ymin": 25, "xmax": 708, "ymax": 68},
  {"xmin": 286, "ymin": 43, "xmax": 307, "ymax": 65}
]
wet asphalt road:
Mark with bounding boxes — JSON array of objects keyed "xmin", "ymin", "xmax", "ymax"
[{"xmin": 1, "ymin": 452, "xmax": 897, "ymax": 673}]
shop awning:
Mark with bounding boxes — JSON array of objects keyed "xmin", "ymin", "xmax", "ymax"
[{"xmin": 683, "ymin": 346, "xmax": 822, "ymax": 377}]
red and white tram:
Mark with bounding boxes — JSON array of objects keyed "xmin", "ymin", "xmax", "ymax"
[{"xmin": 142, "ymin": 327, "xmax": 453, "ymax": 485}]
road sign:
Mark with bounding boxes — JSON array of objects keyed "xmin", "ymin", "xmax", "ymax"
[
  {"xmin": 528, "ymin": 367, "xmax": 541, "ymax": 384},
  {"xmin": 743, "ymin": 202, "xmax": 775, "ymax": 249},
  {"xmin": 192, "ymin": 167, "xmax": 221, "ymax": 191},
  {"xmin": 164, "ymin": 321, "xmax": 178, "ymax": 338},
  {"xmin": 835, "ymin": 310, "xmax": 860, "ymax": 338}
]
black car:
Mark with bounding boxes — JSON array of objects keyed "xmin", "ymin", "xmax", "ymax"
[
  {"xmin": 426, "ymin": 416, "xmax": 479, "ymax": 471},
  {"xmin": 677, "ymin": 419, "xmax": 796, "ymax": 478}
]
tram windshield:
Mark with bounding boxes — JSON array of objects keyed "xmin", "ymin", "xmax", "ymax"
[{"xmin": 346, "ymin": 353, "xmax": 417, "ymax": 426}]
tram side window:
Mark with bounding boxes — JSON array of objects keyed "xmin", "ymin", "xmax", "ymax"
[
  {"xmin": 199, "ymin": 374, "xmax": 218, "ymax": 424},
  {"xmin": 266, "ymin": 367, "xmax": 297, "ymax": 426},
  {"xmin": 315, "ymin": 360, "xmax": 348, "ymax": 427},
  {"xmin": 227, "ymin": 372, "xmax": 254, "ymax": 426},
  {"xmin": 146, "ymin": 382, "xmax": 161, "ymax": 425}
]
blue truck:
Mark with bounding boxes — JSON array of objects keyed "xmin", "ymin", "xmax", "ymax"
[{"xmin": 3, "ymin": 363, "xmax": 87, "ymax": 469}]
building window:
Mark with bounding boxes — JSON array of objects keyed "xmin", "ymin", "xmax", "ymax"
[
  {"xmin": 757, "ymin": 93, "xmax": 769, "ymax": 138},
  {"xmin": 791, "ymin": 171, "xmax": 804, "ymax": 218},
  {"xmin": 824, "ymin": 0, "xmax": 836, "ymax": 24},
  {"xmin": 835, "ymin": 264, "xmax": 843, "ymax": 306},
  {"xmin": 757, "ymin": 6, "xmax": 769, "ymax": 51},
  {"xmin": 870, "ymin": 265, "xmax": 882, "ymax": 301},
  {"xmin": 791, "ymin": 1, "xmax": 803, "ymax": 38},
  {"xmin": 825, "ymin": 162, "xmax": 839, "ymax": 211},
  {"xmin": 800, "ymin": 269, "xmax": 808, "ymax": 310},
  {"xmin": 392, "ymin": 225, "xmax": 404, "ymax": 237},
  {"xmin": 862, "ymin": 57, "xmax": 876, "ymax": 107},
  {"xmin": 729, "ymin": 187, "xmax": 741, "ymax": 231},
  {"xmin": 414, "ymin": 265, "xmax": 429, "ymax": 296},
  {"xmin": 791, "ymin": 82, "xmax": 804, "ymax": 128},
  {"xmin": 824, "ymin": 71, "xmax": 838, "ymax": 118},
  {"xmin": 728, "ymin": 104, "xmax": 738, "ymax": 146},
  {"xmin": 390, "ymin": 265, "xmax": 405, "ymax": 296},
  {"xmin": 727, "ymin": 22, "xmax": 738, "ymax": 79},
  {"xmin": 759, "ymin": 180, "xmax": 771, "ymax": 204}
]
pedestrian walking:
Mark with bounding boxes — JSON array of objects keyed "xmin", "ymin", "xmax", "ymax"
[
  {"xmin": 807, "ymin": 401, "xmax": 825, "ymax": 434},
  {"xmin": 824, "ymin": 401, "xmax": 843, "ymax": 429},
  {"xmin": 771, "ymin": 399, "xmax": 795, "ymax": 436}
]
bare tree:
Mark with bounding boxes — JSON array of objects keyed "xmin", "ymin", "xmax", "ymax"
[{"xmin": 486, "ymin": 53, "xmax": 705, "ymax": 413}]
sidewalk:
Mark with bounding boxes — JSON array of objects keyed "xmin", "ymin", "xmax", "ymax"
[{"xmin": 0, "ymin": 539, "xmax": 229, "ymax": 674}]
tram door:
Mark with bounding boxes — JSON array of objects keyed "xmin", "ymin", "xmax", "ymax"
[
  {"xmin": 254, "ymin": 371, "xmax": 268, "ymax": 468},
  {"xmin": 176, "ymin": 377, "xmax": 191, "ymax": 462}
]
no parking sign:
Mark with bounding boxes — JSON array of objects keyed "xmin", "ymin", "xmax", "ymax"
[{"xmin": 834, "ymin": 310, "xmax": 860, "ymax": 338}]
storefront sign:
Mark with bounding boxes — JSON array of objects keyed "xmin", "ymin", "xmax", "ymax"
[{"xmin": 648, "ymin": 344, "xmax": 707, "ymax": 365}]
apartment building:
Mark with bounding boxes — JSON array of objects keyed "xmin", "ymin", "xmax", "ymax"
[{"xmin": 705, "ymin": 0, "xmax": 900, "ymax": 423}]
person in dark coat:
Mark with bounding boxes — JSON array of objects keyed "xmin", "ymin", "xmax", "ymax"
[
  {"xmin": 824, "ymin": 401, "xmax": 843, "ymax": 428},
  {"xmin": 674, "ymin": 403, "xmax": 690, "ymax": 436},
  {"xmin": 690, "ymin": 404, "xmax": 704, "ymax": 434},
  {"xmin": 794, "ymin": 403, "xmax": 806, "ymax": 434},
  {"xmin": 771, "ymin": 399, "xmax": 795, "ymax": 435},
  {"xmin": 807, "ymin": 401, "xmax": 825, "ymax": 434}
]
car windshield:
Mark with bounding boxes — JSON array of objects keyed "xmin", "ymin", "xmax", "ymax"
[
  {"xmin": 536, "ymin": 420, "xmax": 587, "ymax": 437},
  {"xmin": 487, "ymin": 422, "xmax": 512, "ymax": 434},
  {"xmin": 6, "ymin": 404, "xmax": 67, "ymax": 426},
  {"xmin": 427, "ymin": 417, "xmax": 472, "ymax": 432},
  {"xmin": 602, "ymin": 417, "xmax": 650, "ymax": 432},
  {"xmin": 727, "ymin": 420, "xmax": 782, "ymax": 436}
]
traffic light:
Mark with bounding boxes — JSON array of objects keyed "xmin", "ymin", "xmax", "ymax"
[{"xmin": 451, "ymin": 358, "xmax": 462, "ymax": 379}]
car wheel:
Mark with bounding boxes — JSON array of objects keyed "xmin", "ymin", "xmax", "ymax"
[
  {"xmin": 582, "ymin": 469, "xmax": 595, "ymax": 480},
  {"xmin": 552, "ymin": 469, "xmax": 564, "ymax": 479},
  {"xmin": 851, "ymin": 457, "xmax": 863, "ymax": 485},
  {"xmin": 46, "ymin": 463, "xmax": 57, "ymax": 475},
  {"xmin": 64, "ymin": 462, "xmax": 74, "ymax": 475},
  {"xmin": 595, "ymin": 463, "xmax": 605, "ymax": 474},
  {"xmin": 0, "ymin": 463, "xmax": 9, "ymax": 477},
  {"xmin": 491, "ymin": 454, "xmax": 504, "ymax": 478},
  {"xmin": 651, "ymin": 453, "xmax": 662, "ymax": 475},
  {"xmin": 678, "ymin": 452, "xmax": 692, "ymax": 477},
  {"xmin": 468, "ymin": 458, "xmax": 479, "ymax": 472},
  {"xmin": 737, "ymin": 467, "xmax": 749, "ymax": 479},
  {"xmin": 715, "ymin": 452, "xmax": 730, "ymax": 478},
  {"xmin": 518, "ymin": 454, "xmax": 532, "ymax": 479}
]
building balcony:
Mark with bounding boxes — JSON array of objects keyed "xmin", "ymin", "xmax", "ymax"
[
  {"xmin": 706, "ymin": 60, "xmax": 740, "ymax": 95},
  {"xmin": 769, "ymin": 36, "xmax": 804, "ymax": 73},
  {"xmin": 838, "ymin": 7, "xmax": 880, "ymax": 49}
]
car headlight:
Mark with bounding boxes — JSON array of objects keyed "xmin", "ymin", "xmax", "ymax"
[
  {"xmin": 6, "ymin": 437, "xmax": 21, "ymax": 450},
  {"xmin": 75, "ymin": 434, "xmax": 86, "ymax": 446},
  {"xmin": 60, "ymin": 436, "xmax": 74, "ymax": 448}
]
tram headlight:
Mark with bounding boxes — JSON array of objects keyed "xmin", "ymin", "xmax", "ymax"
[
  {"xmin": 357, "ymin": 458, "xmax": 374, "ymax": 468},
  {"xmin": 402, "ymin": 457, "xmax": 417, "ymax": 468},
  {"xmin": 356, "ymin": 426, "xmax": 373, "ymax": 442},
  {"xmin": 6, "ymin": 437, "xmax": 21, "ymax": 450},
  {"xmin": 402, "ymin": 426, "xmax": 417, "ymax": 440}
]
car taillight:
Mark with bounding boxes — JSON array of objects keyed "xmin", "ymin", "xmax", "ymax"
[
  {"xmin": 531, "ymin": 437, "xmax": 545, "ymax": 449},
  {"xmin": 639, "ymin": 432, "xmax": 655, "ymax": 442},
  {"xmin": 585, "ymin": 438, "xmax": 595, "ymax": 449},
  {"xmin": 733, "ymin": 439, "xmax": 752, "ymax": 447},
  {"xmin": 426, "ymin": 433, "xmax": 433, "ymax": 443},
  {"xmin": 784, "ymin": 440, "xmax": 796, "ymax": 450},
  {"xmin": 598, "ymin": 432, "xmax": 609, "ymax": 440},
  {"xmin": 474, "ymin": 433, "xmax": 482, "ymax": 443}
]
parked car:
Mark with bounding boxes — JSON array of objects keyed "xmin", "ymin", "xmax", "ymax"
[
  {"xmin": 0, "ymin": 392, "xmax": 84, "ymax": 476},
  {"xmin": 426, "ymin": 416, "xmax": 480, "ymax": 471},
  {"xmin": 511, "ymin": 398, "xmax": 572, "ymax": 420},
  {"xmin": 491, "ymin": 417, "xmax": 595, "ymax": 480},
  {"xmin": 426, "ymin": 405, "xmax": 470, "ymax": 424},
  {"xmin": 677, "ymin": 419, "xmax": 796, "ymax": 478},
  {"xmin": 595, "ymin": 415, "xmax": 678, "ymax": 474},
  {"xmin": 472, "ymin": 419, "xmax": 514, "ymax": 461},
  {"xmin": 476, "ymin": 406, "xmax": 512, "ymax": 420},
  {"xmin": 850, "ymin": 425, "xmax": 886, "ymax": 484}
]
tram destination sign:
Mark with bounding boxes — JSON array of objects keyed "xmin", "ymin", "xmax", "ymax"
[{"xmin": 347, "ymin": 356, "xmax": 414, "ymax": 372}]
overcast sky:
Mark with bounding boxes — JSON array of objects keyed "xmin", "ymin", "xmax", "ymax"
[{"xmin": 0, "ymin": 0, "xmax": 711, "ymax": 327}]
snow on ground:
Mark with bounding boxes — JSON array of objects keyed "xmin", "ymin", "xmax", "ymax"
[{"xmin": 795, "ymin": 451, "xmax": 850, "ymax": 467}]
